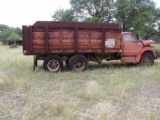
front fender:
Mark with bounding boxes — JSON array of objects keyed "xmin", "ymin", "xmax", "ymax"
[{"xmin": 136, "ymin": 47, "xmax": 156, "ymax": 63}]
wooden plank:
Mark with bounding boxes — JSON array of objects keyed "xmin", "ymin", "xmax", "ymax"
[
  {"xmin": 115, "ymin": 31, "xmax": 121, "ymax": 49},
  {"xmin": 62, "ymin": 39, "xmax": 74, "ymax": 46},
  {"xmin": 78, "ymin": 39, "xmax": 89, "ymax": 46},
  {"xmin": 102, "ymin": 28, "xmax": 105, "ymax": 53},
  {"xmin": 62, "ymin": 49, "xmax": 74, "ymax": 53},
  {"xmin": 48, "ymin": 39, "xmax": 60, "ymax": 46},
  {"xmin": 91, "ymin": 39, "xmax": 102, "ymax": 46},
  {"xmin": 78, "ymin": 46, "xmax": 91, "ymax": 49},
  {"xmin": 62, "ymin": 30, "xmax": 74, "ymax": 39},
  {"xmin": 78, "ymin": 49, "xmax": 92, "ymax": 52},
  {"xmin": 32, "ymin": 28, "xmax": 44, "ymax": 32},
  {"xmin": 33, "ymin": 40, "xmax": 45, "ymax": 45},
  {"xmin": 45, "ymin": 27, "xmax": 49, "ymax": 53},
  {"xmin": 33, "ymin": 44, "xmax": 45, "ymax": 49},
  {"xmin": 105, "ymin": 31, "xmax": 121, "ymax": 49},
  {"xmin": 33, "ymin": 49, "xmax": 45, "ymax": 53},
  {"xmin": 48, "ymin": 31, "xmax": 60, "ymax": 39},
  {"xmin": 29, "ymin": 26, "xmax": 33, "ymax": 53},
  {"xmin": 91, "ymin": 46, "xmax": 101, "ymax": 49},
  {"xmin": 90, "ymin": 31, "xmax": 102, "ymax": 39},
  {"xmin": 74, "ymin": 27, "xmax": 78, "ymax": 53},
  {"xmin": 49, "ymin": 45, "xmax": 61, "ymax": 49},
  {"xmin": 78, "ymin": 30, "xmax": 89, "ymax": 39},
  {"xmin": 32, "ymin": 32, "xmax": 45, "ymax": 39}
]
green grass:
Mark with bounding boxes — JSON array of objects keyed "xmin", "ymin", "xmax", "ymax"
[
  {"xmin": 0, "ymin": 45, "xmax": 160, "ymax": 120},
  {"xmin": 153, "ymin": 44, "xmax": 160, "ymax": 51}
]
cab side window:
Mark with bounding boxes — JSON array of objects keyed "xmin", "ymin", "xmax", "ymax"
[{"xmin": 123, "ymin": 34, "xmax": 136, "ymax": 42}]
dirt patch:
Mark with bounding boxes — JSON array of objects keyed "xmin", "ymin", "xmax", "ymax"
[
  {"xmin": 0, "ymin": 79, "xmax": 4, "ymax": 84},
  {"xmin": 138, "ymin": 80, "xmax": 160, "ymax": 117},
  {"xmin": 75, "ymin": 101, "xmax": 118, "ymax": 120}
]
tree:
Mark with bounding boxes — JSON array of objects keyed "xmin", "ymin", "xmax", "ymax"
[
  {"xmin": 52, "ymin": 9, "xmax": 77, "ymax": 21},
  {"xmin": 0, "ymin": 24, "xmax": 11, "ymax": 44},
  {"xmin": 114, "ymin": 0, "xmax": 160, "ymax": 40},
  {"xmin": 70, "ymin": 0, "xmax": 114, "ymax": 22},
  {"xmin": 0, "ymin": 24, "xmax": 22, "ymax": 45},
  {"xmin": 14, "ymin": 27, "xmax": 22, "ymax": 37},
  {"xmin": 9, "ymin": 32, "xmax": 20, "ymax": 43},
  {"xmin": 52, "ymin": 0, "xmax": 160, "ymax": 42},
  {"xmin": 52, "ymin": 0, "xmax": 114, "ymax": 22}
]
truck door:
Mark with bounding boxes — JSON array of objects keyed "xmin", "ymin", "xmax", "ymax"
[{"xmin": 122, "ymin": 33, "xmax": 143, "ymax": 56}]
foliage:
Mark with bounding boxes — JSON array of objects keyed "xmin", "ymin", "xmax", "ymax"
[
  {"xmin": 52, "ymin": 0, "xmax": 114, "ymax": 22},
  {"xmin": 52, "ymin": 0, "xmax": 160, "ymax": 41},
  {"xmin": 0, "ymin": 45, "xmax": 160, "ymax": 119},
  {"xmin": 114, "ymin": 0, "xmax": 160, "ymax": 41},
  {"xmin": 70, "ymin": 0, "xmax": 114, "ymax": 22},
  {"xmin": 52, "ymin": 9, "xmax": 77, "ymax": 21},
  {"xmin": 8, "ymin": 32, "xmax": 20, "ymax": 48},
  {"xmin": 0, "ymin": 24, "xmax": 22, "ymax": 45}
]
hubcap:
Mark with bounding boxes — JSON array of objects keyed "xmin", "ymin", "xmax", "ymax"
[
  {"xmin": 142, "ymin": 57, "xmax": 152, "ymax": 66},
  {"xmin": 47, "ymin": 59, "xmax": 60, "ymax": 72},
  {"xmin": 73, "ymin": 59, "xmax": 85, "ymax": 71}
]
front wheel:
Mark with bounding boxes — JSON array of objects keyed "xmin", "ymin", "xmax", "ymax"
[
  {"xmin": 139, "ymin": 53, "xmax": 154, "ymax": 66},
  {"xmin": 43, "ymin": 55, "xmax": 63, "ymax": 72},
  {"xmin": 68, "ymin": 54, "xmax": 88, "ymax": 71}
]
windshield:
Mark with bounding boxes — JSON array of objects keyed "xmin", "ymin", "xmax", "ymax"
[{"xmin": 123, "ymin": 34, "xmax": 136, "ymax": 42}]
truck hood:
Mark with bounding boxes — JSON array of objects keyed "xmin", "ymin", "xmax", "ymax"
[{"xmin": 141, "ymin": 40, "xmax": 155, "ymax": 46}]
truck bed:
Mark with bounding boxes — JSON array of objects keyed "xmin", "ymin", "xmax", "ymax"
[{"xmin": 22, "ymin": 21, "xmax": 121, "ymax": 55}]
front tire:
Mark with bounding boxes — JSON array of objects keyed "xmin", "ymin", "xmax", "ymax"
[
  {"xmin": 68, "ymin": 54, "xmax": 88, "ymax": 71},
  {"xmin": 139, "ymin": 53, "xmax": 154, "ymax": 66},
  {"xmin": 43, "ymin": 55, "xmax": 63, "ymax": 72}
]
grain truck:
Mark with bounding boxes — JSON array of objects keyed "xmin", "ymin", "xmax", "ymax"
[{"xmin": 22, "ymin": 21, "xmax": 157, "ymax": 72}]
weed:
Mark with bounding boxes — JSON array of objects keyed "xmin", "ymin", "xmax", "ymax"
[{"xmin": 0, "ymin": 45, "xmax": 160, "ymax": 120}]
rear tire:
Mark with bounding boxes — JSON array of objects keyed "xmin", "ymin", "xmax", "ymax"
[
  {"xmin": 139, "ymin": 53, "xmax": 154, "ymax": 66},
  {"xmin": 68, "ymin": 54, "xmax": 88, "ymax": 71},
  {"xmin": 43, "ymin": 55, "xmax": 63, "ymax": 72}
]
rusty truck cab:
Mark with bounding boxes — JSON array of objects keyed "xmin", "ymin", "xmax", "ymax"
[{"xmin": 121, "ymin": 32, "xmax": 156, "ymax": 65}]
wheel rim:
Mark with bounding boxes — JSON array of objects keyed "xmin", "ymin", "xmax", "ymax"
[
  {"xmin": 47, "ymin": 59, "xmax": 60, "ymax": 72},
  {"xmin": 73, "ymin": 59, "xmax": 85, "ymax": 71},
  {"xmin": 141, "ymin": 57, "xmax": 152, "ymax": 66}
]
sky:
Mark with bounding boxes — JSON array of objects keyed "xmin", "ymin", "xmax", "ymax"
[{"xmin": 0, "ymin": 0, "xmax": 160, "ymax": 28}]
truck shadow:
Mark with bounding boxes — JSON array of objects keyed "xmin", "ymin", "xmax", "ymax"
[
  {"xmin": 34, "ymin": 61, "xmax": 138, "ymax": 72},
  {"xmin": 62, "ymin": 62, "xmax": 137, "ymax": 72}
]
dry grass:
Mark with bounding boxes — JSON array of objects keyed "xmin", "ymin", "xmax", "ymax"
[{"xmin": 0, "ymin": 45, "xmax": 160, "ymax": 120}]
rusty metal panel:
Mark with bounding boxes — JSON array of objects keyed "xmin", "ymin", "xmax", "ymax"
[
  {"xmin": 102, "ymin": 29, "xmax": 106, "ymax": 53},
  {"xmin": 32, "ymin": 29, "xmax": 45, "ymax": 53},
  {"xmin": 45, "ymin": 27, "xmax": 49, "ymax": 53},
  {"xmin": 29, "ymin": 26, "xmax": 33, "ymax": 53},
  {"xmin": 23, "ymin": 21, "xmax": 121, "ymax": 55},
  {"xmin": 33, "ymin": 21, "xmax": 120, "ymax": 30},
  {"xmin": 47, "ymin": 29, "xmax": 75, "ymax": 52},
  {"xmin": 74, "ymin": 27, "xmax": 78, "ymax": 53},
  {"xmin": 32, "ymin": 32, "xmax": 45, "ymax": 39},
  {"xmin": 105, "ymin": 31, "xmax": 121, "ymax": 49},
  {"xmin": 77, "ymin": 29, "xmax": 102, "ymax": 52},
  {"xmin": 22, "ymin": 26, "xmax": 29, "ymax": 54}
]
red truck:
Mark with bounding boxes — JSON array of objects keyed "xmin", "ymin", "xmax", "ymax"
[{"xmin": 22, "ymin": 21, "xmax": 157, "ymax": 72}]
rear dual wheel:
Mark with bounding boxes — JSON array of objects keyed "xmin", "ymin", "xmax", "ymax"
[
  {"xmin": 43, "ymin": 55, "xmax": 63, "ymax": 72},
  {"xmin": 68, "ymin": 54, "xmax": 88, "ymax": 71},
  {"xmin": 43, "ymin": 54, "xmax": 88, "ymax": 72}
]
